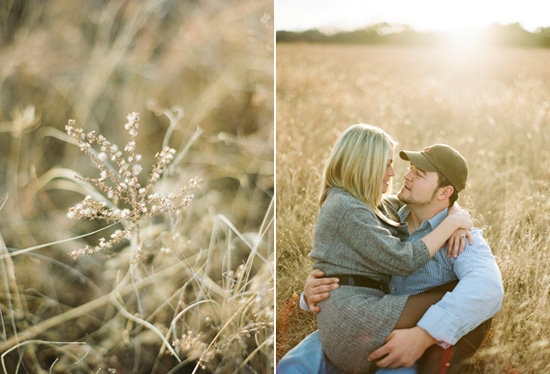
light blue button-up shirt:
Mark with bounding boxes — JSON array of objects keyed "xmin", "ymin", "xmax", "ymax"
[{"xmin": 390, "ymin": 205, "xmax": 503, "ymax": 347}]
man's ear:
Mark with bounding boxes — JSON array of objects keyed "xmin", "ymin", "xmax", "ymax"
[{"xmin": 437, "ymin": 185, "xmax": 454, "ymax": 201}]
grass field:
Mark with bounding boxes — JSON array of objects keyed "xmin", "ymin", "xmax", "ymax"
[
  {"xmin": 0, "ymin": 1, "xmax": 273, "ymax": 373},
  {"xmin": 276, "ymin": 43, "xmax": 550, "ymax": 373}
]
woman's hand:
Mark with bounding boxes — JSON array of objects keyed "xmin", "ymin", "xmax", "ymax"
[
  {"xmin": 447, "ymin": 204, "xmax": 473, "ymax": 231},
  {"xmin": 304, "ymin": 269, "xmax": 339, "ymax": 313},
  {"xmin": 447, "ymin": 229, "xmax": 474, "ymax": 258}
]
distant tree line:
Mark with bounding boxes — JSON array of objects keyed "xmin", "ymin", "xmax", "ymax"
[{"xmin": 277, "ymin": 23, "xmax": 550, "ymax": 48}]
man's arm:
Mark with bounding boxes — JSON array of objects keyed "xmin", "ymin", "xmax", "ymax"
[
  {"xmin": 371, "ymin": 228, "xmax": 503, "ymax": 368},
  {"xmin": 415, "ymin": 228, "xmax": 503, "ymax": 345},
  {"xmin": 367, "ymin": 326, "xmax": 436, "ymax": 368},
  {"xmin": 299, "ymin": 269, "xmax": 339, "ymax": 313}
]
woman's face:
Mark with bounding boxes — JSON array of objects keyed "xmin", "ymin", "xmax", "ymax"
[{"xmin": 382, "ymin": 147, "xmax": 395, "ymax": 194}]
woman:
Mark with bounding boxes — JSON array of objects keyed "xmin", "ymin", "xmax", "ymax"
[{"xmin": 310, "ymin": 124, "xmax": 472, "ymax": 373}]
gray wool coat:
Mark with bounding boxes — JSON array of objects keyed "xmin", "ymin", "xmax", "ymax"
[{"xmin": 310, "ymin": 187, "xmax": 431, "ymax": 373}]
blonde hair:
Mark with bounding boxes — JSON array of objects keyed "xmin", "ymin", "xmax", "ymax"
[{"xmin": 320, "ymin": 124, "xmax": 398, "ymax": 225}]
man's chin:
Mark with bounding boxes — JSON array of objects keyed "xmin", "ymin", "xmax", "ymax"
[
  {"xmin": 397, "ymin": 190, "xmax": 407, "ymax": 203},
  {"xmin": 397, "ymin": 193, "xmax": 416, "ymax": 206}
]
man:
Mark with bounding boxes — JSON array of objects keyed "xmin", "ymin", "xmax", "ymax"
[{"xmin": 277, "ymin": 144, "xmax": 503, "ymax": 374}]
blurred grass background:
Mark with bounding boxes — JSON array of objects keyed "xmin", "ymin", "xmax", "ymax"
[
  {"xmin": 0, "ymin": 0, "xmax": 273, "ymax": 373},
  {"xmin": 276, "ymin": 43, "xmax": 550, "ymax": 373}
]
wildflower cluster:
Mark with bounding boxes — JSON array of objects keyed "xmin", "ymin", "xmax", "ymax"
[{"xmin": 66, "ymin": 113, "xmax": 202, "ymax": 259}]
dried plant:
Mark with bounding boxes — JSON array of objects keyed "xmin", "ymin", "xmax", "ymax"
[
  {"xmin": 65, "ymin": 112, "xmax": 201, "ymax": 261},
  {"xmin": 0, "ymin": 0, "xmax": 273, "ymax": 371}
]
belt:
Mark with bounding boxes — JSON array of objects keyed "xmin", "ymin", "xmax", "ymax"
[{"xmin": 332, "ymin": 274, "xmax": 387, "ymax": 293}]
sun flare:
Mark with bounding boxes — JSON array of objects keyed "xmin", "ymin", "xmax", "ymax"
[{"xmin": 444, "ymin": 27, "xmax": 486, "ymax": 50}]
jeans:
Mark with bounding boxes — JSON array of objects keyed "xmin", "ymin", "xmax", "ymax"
[{"xmin": 276, "ymin": 330, "xmax": 417, "ymax": 374}]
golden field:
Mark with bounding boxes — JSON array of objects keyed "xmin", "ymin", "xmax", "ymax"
[
  {"xmin": 276, "ymin": 43, "xmax": 550, "ymax": 373},
  {"xmin": 0, "ymin": 1, "xmax": 273, "ymax": 373}
]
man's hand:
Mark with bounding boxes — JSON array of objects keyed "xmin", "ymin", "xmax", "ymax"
[
  {"xmin": 304, "ymin": 269, "xmax": 339, "ymax": 313},
  {"xmin": 367, "ymin": 326, "xmax": 437, "ymax": 368}
]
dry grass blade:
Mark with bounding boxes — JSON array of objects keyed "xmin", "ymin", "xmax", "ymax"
[
  {"xmin": 2, "ymin": 221, "xmax": 121, "ymax": 259},
  {"xmin": 191, "ymin": 294, "xmax": 256, "ymax": 374},
  {"xmin": 1, "ymin": 340, "xmax": 87, "ymax": 374},
  {"xmin": 110, "ymin": 293, "xmax": 180, "ymax": 362},
  {"xmin": 0, "ymin": 260, "xmax": 189, "ymax": 353}
]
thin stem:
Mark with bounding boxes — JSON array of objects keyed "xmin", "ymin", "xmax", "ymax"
[
  {"xmin": 1, "ymin": 340, "xmax": 86, "ymax": 374},
  {"xmin": 0, "ymin": 260, "xmax": 190, "ymax": 353},
  {"xmin": 191, "ymin": 294, "xmax": 256, "ymax": 374},
  {"xmin": 110, "ymin": 295, "xmax": 181, "ymax": 362},
  {"xmin": 232, "ymin": 333, "xmax": 273, "ymax": 373}
]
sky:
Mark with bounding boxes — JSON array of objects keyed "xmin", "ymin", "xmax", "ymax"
[{"xmin": 276, "ymin": 0, "xmax": 550, "ymax": 33}]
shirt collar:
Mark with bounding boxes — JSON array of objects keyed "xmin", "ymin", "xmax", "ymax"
[{"xmin": 399, "ymin": 205, "xmax": 449, "ymax": 232}]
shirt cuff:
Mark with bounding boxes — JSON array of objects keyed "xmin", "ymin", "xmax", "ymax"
[
  {"xmin": 299, "ymin": 291, "xmax": 310, "ymax": 312},
  {"xmin": 417, "ymin": 304, "xmax": 461, "ymax": 347}
]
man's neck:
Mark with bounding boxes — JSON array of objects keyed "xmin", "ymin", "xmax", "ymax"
[{"xmin": 405, "ymin": 204, "xmax": 447, "ymax": 233}]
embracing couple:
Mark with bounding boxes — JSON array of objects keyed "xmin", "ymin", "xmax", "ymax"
[{"xmin": 277, "ymin": 124, "xmax": 503, "ymax": 374}]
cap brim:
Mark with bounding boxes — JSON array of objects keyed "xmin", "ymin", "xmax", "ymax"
[{"xmin": 399, "ymin": 151, "xmax": 439, "ymax": 173}]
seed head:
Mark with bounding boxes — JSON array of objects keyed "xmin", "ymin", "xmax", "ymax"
[{"xmin": 65, "ymin": 113, "xmax": 201, "ymax": 260}]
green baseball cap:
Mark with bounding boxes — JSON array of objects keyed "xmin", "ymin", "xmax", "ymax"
[{"xmin": 399, "ymin": 144, "xmax": 468, "ymax": 192}]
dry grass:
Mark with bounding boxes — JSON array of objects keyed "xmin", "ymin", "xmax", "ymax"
[
  {"xmin": 276, "ymin": 43, "xmax": 550, "ymax": 373},
  {"xmin": 0, "ymin": 1, "xmax": 273, "ymax": 373}
]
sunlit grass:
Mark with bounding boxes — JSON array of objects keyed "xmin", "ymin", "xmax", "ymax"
[{"xmin": 276, "ymin": 42, "xmax": 550, "ymax": 373}]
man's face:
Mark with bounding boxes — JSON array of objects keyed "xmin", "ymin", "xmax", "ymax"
[{"xmin": 397, "ymin": 163, "xmax": 440, "ymax": 206}]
